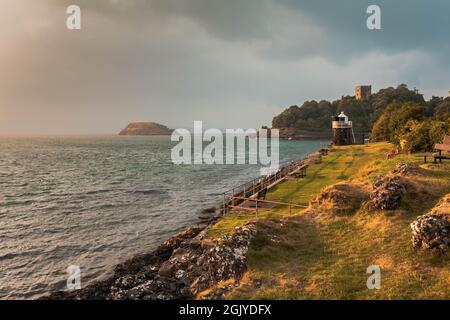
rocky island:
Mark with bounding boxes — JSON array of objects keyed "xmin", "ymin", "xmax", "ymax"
[{"xmin": 119, "ymin": 122, "xmax": 173, "ymax": 136}]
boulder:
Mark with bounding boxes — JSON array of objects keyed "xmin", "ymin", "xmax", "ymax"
[
  {"xmin": 410, "ymin": 193, "xmax": 450, "ymax": 252},
  {"xmin": 368, "ymin": 175, "xmax": 406, "ymax": 210},
  {"xmin": 411, "ymin": 215, "xmax": 450, "ymax": 252}
]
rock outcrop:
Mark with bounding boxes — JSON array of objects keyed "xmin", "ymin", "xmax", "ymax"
[
  {"xmin": 410, "ymin": 193, "xmax": 450, "ymax": 252},
  {"xmin": 44, "ymin": 223, "xmax": 256, "ymax": 300},
  {"xmin": 411, "ymin": 216, "xmax": 450, "ymax": 252},
  {"xmin": 366, "ymin": 175, "xmax": 407, "ymax": 211},
  {"xmin": 119, "ymin": 122, "xmax": 173, "ymax": 136}
]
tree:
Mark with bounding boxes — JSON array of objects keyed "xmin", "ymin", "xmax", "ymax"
[
  {"xmin": 371, "ymin": 101, "xmax": 426, "ymax": 144},
  {"xmin": 401, "ymin": 119, "xmax": 450, "ymax": 152},
  {"xmin": 434, "ymin": 97, "xmax": 450, "ymax": 118}
]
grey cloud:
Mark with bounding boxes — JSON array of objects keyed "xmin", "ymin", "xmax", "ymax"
[
  {"xmin": 281, "ymin": 0, "xmax": 450, "ymax": 54},
  {"xmin": 0, "ymin": 1, "xmax": 449, "ymax": 134}
]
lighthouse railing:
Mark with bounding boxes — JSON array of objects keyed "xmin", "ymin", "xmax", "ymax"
[{"xmin": 332, "ymin": 120, "xmax": 352, "ymax": 129}]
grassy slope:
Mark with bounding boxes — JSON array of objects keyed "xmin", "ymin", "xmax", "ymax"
[{"xmin": 208, "ymin": 142, "xmax": 450, "ymax": 299}]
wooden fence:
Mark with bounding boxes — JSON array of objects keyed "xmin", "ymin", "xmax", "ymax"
[{"xmin": 221, "ymin": 158, "xmax": 309, "ymax": 215}]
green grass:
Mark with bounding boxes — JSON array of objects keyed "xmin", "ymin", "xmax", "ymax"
[
  {"xmin": 207, "ymin": 142, "xmax": 450, "ymax": 299},
  {"xmin": 266, "ymin": 143, "xmax": 389, "ymax": 206},
  {"xmin": 206, "ymin": 143, "xmax": 393, "ymax": 238}
]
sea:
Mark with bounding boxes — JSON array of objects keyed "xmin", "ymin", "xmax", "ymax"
[{"xmin": 0, "ymin": 135, "xmax": 328, "ymax": 299}]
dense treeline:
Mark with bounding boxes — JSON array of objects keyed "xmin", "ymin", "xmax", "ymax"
[
  {"xmin": 272, "ymin": 84, "xmax": 450, "ymax": 152},
  {"xmin": 272, "ymin": 84, "xmax": 424, "ymax": 133}
]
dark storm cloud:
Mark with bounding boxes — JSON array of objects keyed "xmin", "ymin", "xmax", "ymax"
[
  {"xmin": 0, "ymin": 1, "xmax": 449, "ymax": 134},
  {"xmin": 57, "ymin": 0, "xmax": 450, "ymax": 60},
  {"xmin": 282, "ymin": 0, "xmax": 450, "ymax": 57}
]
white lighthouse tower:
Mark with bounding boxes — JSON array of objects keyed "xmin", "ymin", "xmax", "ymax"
[{"xmin": 332, "ymin": 112, "xmax": 355, "ymax": 145}]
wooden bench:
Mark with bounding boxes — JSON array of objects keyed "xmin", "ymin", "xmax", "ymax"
[
  {"xmin": 418, "ymin": 152, "xmax": 434, "ymax": 163},
  {"xmin": 433, "ymin": 135, "xmax": 450, "ymax": 163},
  {"xmin": 289, "ymin": 164, "xmax": 308, "ymax": 178},
  {"xmin": 257, "ymin": 187, "xmax": 267, "ymax": 200}
]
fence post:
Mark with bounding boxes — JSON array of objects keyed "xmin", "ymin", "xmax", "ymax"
[
  {"xmin": 223, "ymin": 193, "xmax": 226, "ymax": 216},
  {"xmin": 255, "ymin": 198, "xmax": 258, "ymax": 219}
]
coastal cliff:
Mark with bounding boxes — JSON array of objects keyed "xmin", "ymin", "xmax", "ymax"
[{"xmin": 119, "ymin": 122, "xmax": 173, "ymax": 136}]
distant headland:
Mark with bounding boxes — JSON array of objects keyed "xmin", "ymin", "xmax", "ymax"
[{"xmin": 119, "ymin": 122, "xmax": 173, "ymax": 136}]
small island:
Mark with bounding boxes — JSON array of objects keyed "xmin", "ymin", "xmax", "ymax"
[{"xmin": 119, "ymin": 122, "xmax": 173, "ymax": 136}]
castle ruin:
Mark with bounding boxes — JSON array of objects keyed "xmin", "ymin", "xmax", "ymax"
[{"xmin": 355, "ymin": 85, "xmax": 372, "ymax": 100}]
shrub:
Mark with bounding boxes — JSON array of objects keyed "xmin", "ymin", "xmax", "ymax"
[
  {"xmin": 371, "ymin": 102, "xmax": 426, "ymax": 144},
  {"xmin": 401, "ymin": 119, "xmax": 450, "ymax": 152}
]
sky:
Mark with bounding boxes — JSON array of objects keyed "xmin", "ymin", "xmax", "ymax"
[{"xmin": 0, "ymin": 0, "xmax": 449, "ymax": 134}]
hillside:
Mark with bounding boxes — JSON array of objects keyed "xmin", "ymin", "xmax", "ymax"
[
  {"xmin": 119, "ymin": 122, "xmax": 173, "ymax": 136},
  {"xmin": 271, "ymin": 84, "xmax": 426, "ymax": 133},
  {"xmin": 207, "ymin": 143, "xmax": 450, "ymax": 299}
]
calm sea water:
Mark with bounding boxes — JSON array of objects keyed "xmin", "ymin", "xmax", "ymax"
[{"xmin": 0, "ymin": 135, "xmax": 327, "ymax": 299}]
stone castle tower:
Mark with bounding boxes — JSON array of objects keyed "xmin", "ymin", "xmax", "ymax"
[{"xmin": 355, "ymin": 85, "xmax": 372, "ymax": 100}]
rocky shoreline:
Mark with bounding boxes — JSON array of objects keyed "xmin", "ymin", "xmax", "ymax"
[
  {"xmin": 42, "ymin": 150, "xmax": 323, "ymax": 300},
  {"xmin": 43, "ymin": 220, "xmax": 256, "ymax": 300}
]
